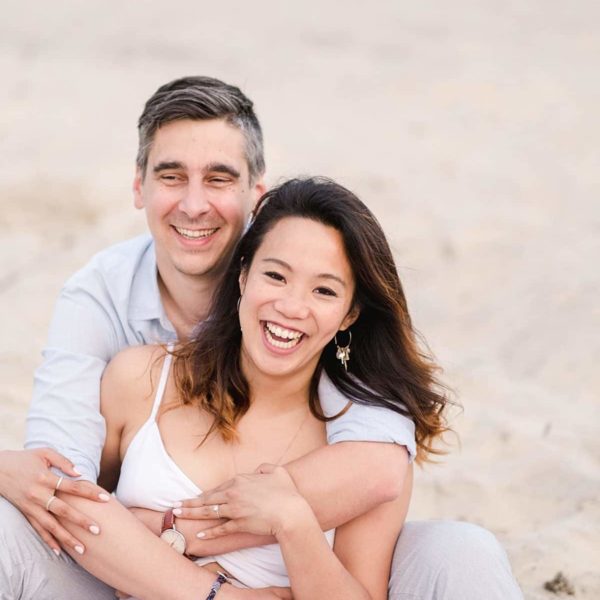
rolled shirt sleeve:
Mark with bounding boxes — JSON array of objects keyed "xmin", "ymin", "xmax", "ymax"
[{"xmin": 319, "ymin": 373, "xmax": 417, "ymax": 462}]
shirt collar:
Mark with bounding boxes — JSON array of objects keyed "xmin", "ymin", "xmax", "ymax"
[{"xmin": 128, "ymin": 237, "xmax": 175, "ymax": 334}]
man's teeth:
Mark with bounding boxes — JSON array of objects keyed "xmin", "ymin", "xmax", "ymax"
[
  {"xmin": 174, "ymin": 226, "xmax": 218, "ymax": 239},
  {"xmin": 264, "ymin": 322, "xmax": 303, "ymax": 349}
]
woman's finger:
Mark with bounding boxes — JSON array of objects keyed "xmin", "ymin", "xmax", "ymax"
[
  {"xmin": 196, "ymin": 519, "xmax": 240, "ymax": 539},
  {"xmin": 180, "ymin": 490, "xmax": 229, "ymax": 508},
  {"xmin": 32, "ymin": 506, "xmax": 87, "ymax": 555},
  {"xmin": 255, "ymin": 463, "xmax": 278, "ymax": 474},
  {"xmin": 55, "ymin": 477, "xmax": 111, "ymax": 503},
  {"xmin": 28, "ymin": 514, "xmax": 62, "ymax": 556},
  {"xmin": 37, "ymin": 447, "xmax": 81, "ymax": 478},
  {"xmin": 174, "ymin": 504, "xmax": 228, "ymax": 520},
  {"xmin": 48, "ymin": 495, "xmax": 101, "ymax": 536}
]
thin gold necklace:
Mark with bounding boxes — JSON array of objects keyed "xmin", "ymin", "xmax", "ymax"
[{"xmin": 231, "ymin": 407, "xmax": 311, "ymax": 473}]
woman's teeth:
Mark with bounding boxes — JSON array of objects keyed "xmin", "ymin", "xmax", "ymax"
[
  {"xmin": 174, "ymin": 226, "xmax": 218, "ymax": 239},
  {"xmin": 264, "ymin": 322, "xmax": 303, "ymax": 349}
]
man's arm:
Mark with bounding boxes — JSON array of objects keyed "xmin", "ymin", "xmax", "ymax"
[
  {"xmin": 174, "ymin": 441, "xmax": 409, "ymax": 556},
  {"xmin": 1, "ymin": 278, "xmax": 121, "ymax": 554}
]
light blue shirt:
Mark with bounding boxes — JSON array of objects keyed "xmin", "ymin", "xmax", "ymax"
[{"xmin": 25, "ymin": 234, "xmax": 416, "ymax": 482}]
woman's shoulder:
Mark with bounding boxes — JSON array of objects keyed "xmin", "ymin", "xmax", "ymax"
[{"xmin": 101, "ymin": 344, "xmax": 169, "ymax": 410}]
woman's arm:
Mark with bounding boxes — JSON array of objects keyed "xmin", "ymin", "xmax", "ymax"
[
  {"xmin": 56, "ymin": 492, "xmax": 289, "ymax": 600},
  {"xmin": 177, "ymin": 441, "xmax": 409, "ymax": 556},
  {"xmin": 195, "ymin": 460, "xmax": 411, "ymax": 600}
]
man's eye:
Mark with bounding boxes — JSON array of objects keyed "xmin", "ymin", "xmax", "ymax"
[
  {"xmin": 315, "ymin": 287, "xmax": 337, "ymax": 297},
  {"xmin": 160, "ymin": 174, "xmax": 181, "ymax": 183},
  {"xmin": 208, "ymin": 176, "xmax": 231, "ymax": 186},
  {"xmin": 264, "ymin": 271, "xmax": 285, "ymax": 282}
]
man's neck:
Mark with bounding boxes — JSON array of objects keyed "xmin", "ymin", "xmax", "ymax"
[{"xmin": 157, "ymin": 266, "xmax": 219, "ymax": 341}]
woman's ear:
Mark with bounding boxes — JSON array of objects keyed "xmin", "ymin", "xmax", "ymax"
[
  {"xmin": 340, "ymin": 304, "xmax": 360, "ymax": 332},
  {"xmin": 238, "ymin": 268, "xmax": 248, "ymax": 296}
]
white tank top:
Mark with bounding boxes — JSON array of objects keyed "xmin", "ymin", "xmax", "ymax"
[{"xmin": 115, "ymin": 351, "xmax": 335, "ymax": 589}]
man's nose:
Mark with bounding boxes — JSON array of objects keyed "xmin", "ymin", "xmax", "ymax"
[{"xmin": 179, "ymin": 179, "xmax": 211, "ymax": 218}]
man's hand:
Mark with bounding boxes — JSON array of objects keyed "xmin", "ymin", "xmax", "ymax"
[{"xmin": 0, "ymin": 448, "xmax": 110, "ymax": 555}]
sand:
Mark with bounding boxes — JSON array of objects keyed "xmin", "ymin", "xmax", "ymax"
[{"xmin": 1, "ymin": 2, "xmax": 598, "ymax": 597}]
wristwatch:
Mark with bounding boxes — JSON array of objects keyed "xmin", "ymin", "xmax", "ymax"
[{"xmin": 160, "ymin": 508, "xmax": 187, "ymax": 554}]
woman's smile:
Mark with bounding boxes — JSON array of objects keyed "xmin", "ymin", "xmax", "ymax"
[{"xmin": 262, "ymin": 320, "xmax": 306, "ymax": 351}]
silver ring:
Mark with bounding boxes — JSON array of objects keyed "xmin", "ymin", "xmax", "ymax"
[
  {"xmin": 55, "ymin": 476, "xmax": 64, "ymax": 491},
  {"xmin": 212, "ymin": 504, "xmax": 220, "ymax": 519},
  {"xmin": 45, "ymin": 495, "xmax": 56, "ymax": 511}
]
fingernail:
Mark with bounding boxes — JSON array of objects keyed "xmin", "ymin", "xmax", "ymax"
[
  {"xmin": 74, "ymin": 545, "xmax": 85, "ymax": 555},
  {"xmin": 98, "ymin": 493, "xmax": 110, "ymax": 502},
  {"xmin": 196, "ymin": 531, "xmax": 206, "ymax": 538},
  {"xmin": 173, "ymin": 501, "xmax": 182, "ymax": 508},
  {"xmin": 72, "ymin": 468, "xmax": 82, "ymax": 476},
  {"xmin": 173, "ymin": 508, "xmax": 182, "ymax": 516},
  {"xmin": 89, "ymin": 525, "xmax": 100, "ymax": 535},
  {"xmin": 52, "ymin": 548, "xmax": 61, "ymax": 557}
]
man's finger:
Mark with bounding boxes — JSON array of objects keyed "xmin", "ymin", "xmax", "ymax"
[
  {"xmin": 28, "ymin": 514, "xmax": 62, "ymax": 556},
  {"xmin": 48, "ymin": 496, "xmax": 101, "ymax": 536},
  {"xmin": 37, "ymin": 448, "xmax": 81, "ymax": 477},
  {"xmin": 56, "ymin": 477, "xmax": 110, "ymax": 502},
  {"xmin": 196, "ymin": 519, "xmax": 240, "ymax": 539}
]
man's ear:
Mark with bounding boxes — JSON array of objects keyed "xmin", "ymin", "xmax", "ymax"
[
  {"xmin": 340, "ymin": 304, "xmax": 360, "ymax": 332},
  {"xmin": 251, "ymin": 177, "xmax": 267, "ymax": 207},
  {"xmin": 133, "ymin": 168, "xmax": 144, "ymax": 210}
]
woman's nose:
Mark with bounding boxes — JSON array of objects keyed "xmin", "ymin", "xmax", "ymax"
[{"xmin": 273, "ymin": 294, "xmax": 310, "ymax": 320}]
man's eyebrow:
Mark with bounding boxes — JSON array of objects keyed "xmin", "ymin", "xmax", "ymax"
[
  {"xmin": 204, "ymin": 162, "xmax": 241, "ymax": 179},
  {"xmin": 153, "ymin": 161, "xmax": 184, "ymax": 173},
  {"xmin": 261, "ymin": 258, "xmax": 347, "ymax": 287}
]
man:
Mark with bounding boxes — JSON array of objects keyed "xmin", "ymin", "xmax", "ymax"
[{"xmin": 0, "ymin": 76, "xmax": 522, "ymax": 598}]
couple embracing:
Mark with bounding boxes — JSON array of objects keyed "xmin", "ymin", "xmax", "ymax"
[{"xmin": 0, "ymin": 76, "xmax": 522, "ymax": 599}]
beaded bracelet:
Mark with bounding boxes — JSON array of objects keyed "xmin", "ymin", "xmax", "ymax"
[{"xmin": 205, "ymin": 572, "xmax": 228, "ymax": 600}]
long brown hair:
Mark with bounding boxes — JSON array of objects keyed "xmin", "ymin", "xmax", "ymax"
[{"xmin": 173, "ymin": 177, "xmax": 451, "ymax": 462}]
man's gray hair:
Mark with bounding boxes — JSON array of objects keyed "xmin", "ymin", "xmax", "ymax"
[{"xmin": 136, "ymin": 76, "xmax": 265, "ymax": 182}]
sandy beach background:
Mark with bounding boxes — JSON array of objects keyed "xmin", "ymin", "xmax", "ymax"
[{"xmin": 1, "ymin": 1, "xmax": 598, "ymax": 597}]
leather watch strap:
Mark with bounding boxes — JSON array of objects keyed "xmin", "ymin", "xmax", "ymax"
[{"xmin": 162, "ymin": 508, "xmax": 176, "ymax": 533}]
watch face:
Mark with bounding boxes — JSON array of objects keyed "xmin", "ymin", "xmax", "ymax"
[{"xmin": 160, "ymin": 529, "xmax": 186, "ymax": 554}]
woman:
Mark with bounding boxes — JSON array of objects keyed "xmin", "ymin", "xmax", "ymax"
[{"xmin": 70, "ymin": 177, "xmax": 448, "ymax": 598}]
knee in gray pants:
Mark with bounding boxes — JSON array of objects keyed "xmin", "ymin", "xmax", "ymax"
[
  {"xmin": 0, "ymin": 497, "xmax": 114, "ymax": 600},
  {"xmin": 388, "ymin": 520, "xmax": 523, "ymax": 600}
]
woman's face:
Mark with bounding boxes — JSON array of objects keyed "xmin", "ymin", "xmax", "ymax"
[{"xmin": 238, "ymin": 216, "xmax": 358, "ymax": 384}]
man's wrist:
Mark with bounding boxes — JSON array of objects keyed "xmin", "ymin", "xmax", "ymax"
[{"xmin": 273, "ymin": 494, "xmax": 315, "ymax": 539}]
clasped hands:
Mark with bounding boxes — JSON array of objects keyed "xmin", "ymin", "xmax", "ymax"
[{"xmin": 174, "ymin": 463, "xmax": 312, "ymax": 540}]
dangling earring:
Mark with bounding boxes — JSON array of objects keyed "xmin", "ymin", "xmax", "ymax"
[
  {"xmin": 237, "ymin": 296, "xmax": 242, "ymax": 312},
  {"xmin": 335, "ymin": 330, "xmax": 352, "ymax": 371}
]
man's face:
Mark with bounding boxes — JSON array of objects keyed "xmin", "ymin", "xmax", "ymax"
[{"xmin": 134, "ymin": 118, "xmax": 265, "ymax": 283}]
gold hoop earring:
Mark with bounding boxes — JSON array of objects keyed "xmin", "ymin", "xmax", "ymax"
[{"xmin": 334, "ymin": 330, "xmax": 352, "ymax": 371}]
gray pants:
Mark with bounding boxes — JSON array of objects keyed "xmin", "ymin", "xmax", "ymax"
[{"xmin": 0, "ymin": 498, "xmax": 522, "ymax": 599}]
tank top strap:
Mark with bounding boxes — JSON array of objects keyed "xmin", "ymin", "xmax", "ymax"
[{"xmin": 149, "ymin": 346, "xmax": 174, "ymax": 422}]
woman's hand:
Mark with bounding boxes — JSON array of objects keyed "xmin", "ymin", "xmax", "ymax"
[{"xmin": 175, "ymin": 464, "xmax": 312, "ymax": 539}]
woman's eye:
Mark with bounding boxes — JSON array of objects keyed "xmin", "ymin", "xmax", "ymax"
[
  {"xmin": 315, "ymin": 287, "xmax": 337, "ymax": 297},
  {"xmin": 264, "ymin": 271, "xmax": 285, "ymax": 282}
]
